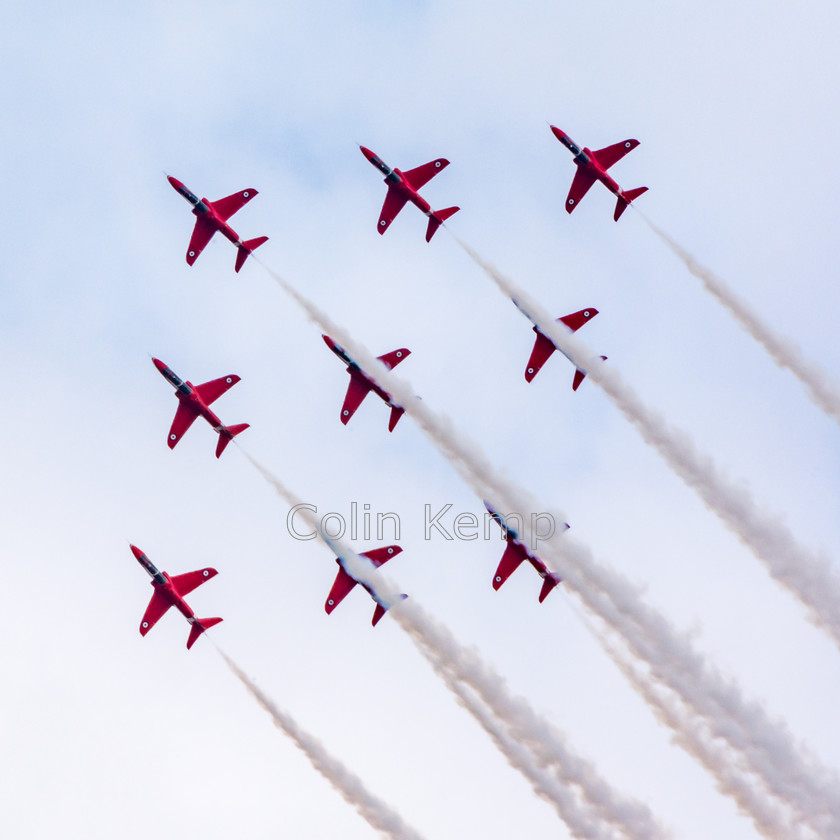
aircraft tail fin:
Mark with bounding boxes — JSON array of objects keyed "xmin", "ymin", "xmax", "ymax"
[
  {"xmin": 425, "ymin": 206, "xmax": 460, "ymax": 242},
  {"xmin": 614, "ymin": 187, "xmax": 648, "ymax": 221},
  {"xmin": 235, "ymin": 236, "xmax": 269, "ymax": 272},
  {"xmin": 388, "ymin": 405, "xmax": 405, "ymax": 432},
  {"xmin": 572, "ymin": 356, "xmax": 607, "ymax": 391},
  {"xmin": 372, "ymin": 594, "xmax": 408, "ymax": 626},
  {"xmin": 216, "ymin": 423, "xmax": 250, "ymax": 458},
  {"xmin": 538, "ymin": 574, "xmax": 563, "ymax": 603},
  {"xmin": 187, "ymin": 616, "xmax": 223, "ymax": 649}
]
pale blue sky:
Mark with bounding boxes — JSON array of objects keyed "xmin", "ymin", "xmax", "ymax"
[{"xmin": 1, "ymin": 2, "xmax": 838, "ymax": 838}]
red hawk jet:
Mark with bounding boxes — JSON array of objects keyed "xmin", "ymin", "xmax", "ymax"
[
  {"xmin": 485, "ymin": 503, "xmax": 566, "ymax": 603},
  {"xmin": 511, "ymin": 299, "xmax": 605, "ymax": 390},
  {"xmin": 132, "ymin": 544, "xmax": 222, "ymax": 649},
  {"xmin": 360, "ymin": 146, "xmax": 459, "ymax": 241},
  {"xmin": 550, "ymin": 127, "xmax": 647, "ymax": 221},
  {"xmin": 322, "ymin": 335, "xmax": 409, "ymax": 431},
  {"xmin": 324, "ymin": 545, "xmax": 407, "ymax": 626},
  {"xmin": 152, "ymin": 357, "xmax": 249, "ymax": 457},
  {"xmin": 167, "ymin": 175, "xmax": 268, "ymax": 272}
]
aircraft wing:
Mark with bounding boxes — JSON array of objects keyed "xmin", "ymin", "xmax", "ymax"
[
  {"xmin": 325, "ymin": 565, "xmax": 358, "ymax": 614},
  {"xmin": 194, "ymin": 375, "xmax": 241, "ymax": 406},
  {"xmin": 186, "ymin": 216, "xmax": 217, "ymax": 265},
  {"xmin": 360, "ymin": 545, "xmax": 402, "ymax": 569},
  {"xmin": 209, "ymin": 188, "xmax": 258, "ymax": 221},
  {"xmin": 402, "ymin": 158, "xmax": 450, "ymax": 191},
  {"xmin": 565, "ymin": 168, "xmax": 598, "ymax": 213},
  {"xmin": 140, "ymin": 589, "xmax": 172, "ymax": 636},
  {"xmin": 167, "ymin": 401, "xmax": 200, "ymax": 449},
  {"xmin": 592, "ymin": 139, "xmax": 640, "ymax": 170},
  {"xmin": 559, "ymin": 308, "xmax": 598, "ymax": 333},
  {"xmin": 377, "ymin": 348, "xmax": 410, "ymax": 371},
  {"xmin": 492, "ymin": 543, "xmax": 526, "ymax": 591},
  {"xmin": 169, "ymin": 568, "xmax": 219, "ymax": 598},
  {"xmin": 377, "ymin": 186, "xmax": 409, "ymax": 234},
  {"xmin": 524, "ymin": 331, "xmax": 557, "ymax": 382},
  {"xmin": 340, "ymin": 371, "xmax": 373, "ymax": 425}
]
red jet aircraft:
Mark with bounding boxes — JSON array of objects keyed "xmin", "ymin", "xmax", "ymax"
[
  {"xmin": 152, "ymin": 357, "xmax": 249, "ymax": 457},
  {"xmin": 485, "ymin": 503, "xmax": 566, "ymax": 603},
  {"xmin": 324, "ymin": 545, "xmax": 407, "ymax": 626},
  {"xmin": 167, "ymin": 175, "xmax": 268, "ymax": 272},
  {"xmin": 132, "ymin": 544, "xmax": 222, "ymax": 649},
  {"xmin": 322, "ymin": 335, "xmax": 409, "ymax": 431},
  {"xmin": 549, "ymin": 127, "xmax": 648, "ymax": 221},
  {"xmin": 511, "ymin": 299, "xmax": 605, "ymax": 390},
  {"xmin": 360, "ymin": 146, "xmax": 459, "ymax": 241}
]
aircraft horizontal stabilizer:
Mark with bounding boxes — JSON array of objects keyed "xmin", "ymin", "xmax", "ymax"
[
  {"xmin": 187, "ymin": 616, "xmax": 223, "ymax": 649},
  {"xmin": 614, "ymin": 187, "xmax": 648, "ymax": 221},
  {"xmin": 372, "ymin": 594, "xmax": 408, "ymax": 626},
  {"xmin": 216, "ymin": 423, "xmax": 250, "ymax": 458},
  {"xmin": 425, "ymin": 206, "xmax": 459, "ymax": 242},
  {"xmin": 235, "ymin": 236, "xmax": 269, "ymax": 272}
]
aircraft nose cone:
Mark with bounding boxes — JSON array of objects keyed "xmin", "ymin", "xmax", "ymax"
[
  {"xmin": 549, "ymin": 125, "xmax": 566, "ymax": 141},
  {"xmin": 151, "ymin": 357, "xmax": 167, "ymax": 373},
  {"xmin": 130, "ymin": 544, "xmax": 145, "ymax": 561},
  {"xmin": 166, "ymin": 175, "xmax": 184, "ymax": 190},
  {"xmin": 359, "ymin": 146, "xmax": 375, "ymax": 162}
]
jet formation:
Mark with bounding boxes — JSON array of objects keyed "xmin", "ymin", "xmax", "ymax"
[{"xmin": 145, "ymin": 125, "xmax": 646, "ymax": 644}]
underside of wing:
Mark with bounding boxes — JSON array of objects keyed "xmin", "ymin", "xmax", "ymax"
[
  {"xmin": 492, "ymin": 543, "xmax": 526, "ymax": 591},
  {"xmin": 209, "ymin": 188, "xmax": 258, "ymax": 221},
  {"xmin": 140, "ymin": 589, "xmax": 172, "ymax": 636},
  {"xmin": 401, "ymin": 158, "xmax": 449, "ymax": 191},
  {"xmin": 169, "ymin": 568, "xmax": 218, "ymax": 598},
  {"xmin": 524, "ymin": 331, "xmax": 557, "ymax": 382},
  {"xmin": 186, "ymin": 217, "xmax": 217, "ymax": 265},
  {"xmin": 194, "ymin": 375, "xmax": 241, "ymax": 406},
  {"xmin": 167, "ymin": 401, "xmax": 200, "ymax": 449},
  {"xmin": 565, "ymin": 168, "xmax": 597, "ymax": 213},
  {"xmin": 558, "ymin": 307, "xmax": 598, "ymax": 333},
  {"xmin": 325, "ymin": 565, "xmax": 358, "ymax": 614},
  {"xmin": 377, "ymin": 348, "xmax": 410, "ymax": 371},
  {"xmin": 592, "ymin": 139, "xmax": 640, "ymax": 170},
  {"xmin": 360, "ymin": 545, "xmax": 402, "ymax": 569},
  {"xmin": 340, "ymin": 372, "xmax": 372, "ymax": 425},
  {"xmin": 377, "ymin": 187, "xmax": 409, "ymax": 234}
]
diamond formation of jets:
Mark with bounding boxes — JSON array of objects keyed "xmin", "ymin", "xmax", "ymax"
[
  {"xmin": 360, "ymin": 146, "xmax": 460, "ymax": 241},
  {"xmin": 322, "ymin": 335, "xmax": 409, "ymax": 431},
  {"xmin": 132, "ymin": 545, "xmax": 222, "ymax": 649},
  {"xmin": 484, "ymin": 503, "xmax": 567, "ymax": 603},
  {"xmin": 550, "ymin": 126, "xmax": 648, "ymax": 221},
  {"xmin": 324, "ymin": 545, "xmax": 407, "ymax": 626},
  {"xmin": 167, "ymin": 175, "xmax": 269, "ymax": 272},
  {"xmin": 152, "ymin": 358, "xmax": 249, "ymax": 458}
]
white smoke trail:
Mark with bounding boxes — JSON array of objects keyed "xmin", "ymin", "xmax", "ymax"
[
  {"xmin": 216, "ymin": 644, "xmax": 429, "ymax": 840},
  {"xmin": 240, "ymin": 447, "xmax": 667, "ymax": 840},
  {"xmin": 436, "ymin": 669, "xmax": 626, "ymax": 840},
  {"xmin": 640, "ymin": 212, "xmax": 840, "ymax": 427},
  {"xmin": 400, "ymin": 606, "xmax": 671, "ymax": 840},
  {"xmin": 453, "ymin": 236, "xmax": 840, "ymax": 652},
  {"xmin": 250, "ymin": 260, "xmax": 840, "ymax": 835},
  {"xmin": 570, "ymin": 606, "xmax": 822, "ymax": 840}
]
